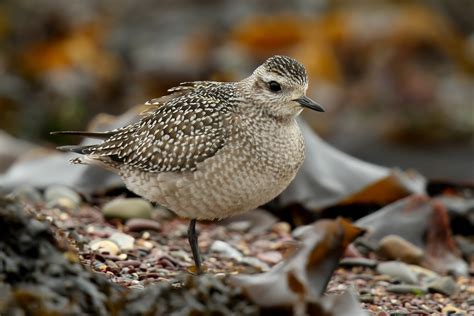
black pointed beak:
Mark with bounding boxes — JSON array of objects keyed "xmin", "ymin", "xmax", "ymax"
[{"xmin": 294, "ymin": 96, "xmax": 325, "ymax": 112}]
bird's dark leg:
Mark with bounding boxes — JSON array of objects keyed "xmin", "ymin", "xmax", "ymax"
[{"xmin": 187, "ymin": 219, "xmax": 203, "ymax": 274}]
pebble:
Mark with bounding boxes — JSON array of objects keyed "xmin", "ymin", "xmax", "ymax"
[
  {"xmin": 257, "ymin": 251, "xmax": 282, "ymax": 264},
  {"xmin": 210, "ymin": 240, "xmax": 243, "ymax": 261},
  {"xmin": 227, "ymin": 221, "xmax": 252, "ymax": 232},
  {"xmin": 110, "ymin": 232, "xmax": 135, "ymax": 250},
  {"xmin": 358, "ymin": 293, "xmax": 374, "ymax": 303},
  {"xmin": 105, "ymin": 260, "xmax": 119, "ymax": 272},
  {"xmin": 408, "ymin": 265, "xmax": 438, "ymax": 280},
  {"xmin": 90, "ymin": 239, "xmax": 120, "ymax": 256},
  {"xmin": 48, "ymin": 197, "xmax": 78, "ymax": 210},
  {"xmin": 339, "ymin": 257, "xmax": 378, "ymax": 268},
  {"xmin": 386, "ymin": 284, "xmax": 427, "ymax": 295},
  {"xmin": 271, "ymin": 222, "xmax": 291, "ymax": 235},
  {"xmin": 125, "ymin": 218, "xmax": 161, "ymax": 232},
  {"xmin": 9, "ymin": 185, "xmax": 43, "ymax": 204},
  {"xmin": 376, "ymin": 261, "xmax": 418, "ymax": 284},
  {"xmin": 153, "ymin": 206, "xmax": 175, "ymax": 219},
  {"xmin": 441, "ymin": 304, "xmax": 466, "ymax": 315},
  {"xmin": 169, "ymin": 250, "xmax": 192, "ymax": 262},
  {"xmin": 102, "ymin": 198, "xmax": 152, "ymax": 220},
  {"xmin": 377, "ymin": 235, "xmax": 424, "ymax": 264},
  {"xmin": 140, "ymin": 240, "xmax": 154, "ymax": 250},
  {"xmin": 116, "ymin": 260, "xmax": 141, "ymax": 268},
  {"xmin": 427, "ymin": 276, "xmax": 459, "ymax": 296},
  {"xmin": 44, "ymin": 185, "xmax": 81, "ymax": 209}
]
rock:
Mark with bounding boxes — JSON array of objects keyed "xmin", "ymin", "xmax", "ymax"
[
  {"xmin": 90, "ymin": 239, "xmax": 120, "ymax": 256},
  {"xmin": 427, "ymin": 276, "xmax": 459, "ymax": 296},
  {"xmin": 125, "ymin": 218, "xmax": 161, "ymax": 232},
  {"xmin": 102, "ymin": 198, "xmax": 152, "ymax": 220},
  {"xmin": 115, "ymin": 260, "xmax": 141, "ymax": 268},
  {"xmin": 271, "ymin": 222, "xmax": 291, "ymax": 235},
  {"xmin": 358, "ymin": 294, "xmax": 374, "ymax": 303},
  {"xmin": 109, "ymin": 232, "xmax": 135, "ymax": 250},
  {"xmin": 219, "ymin": 209, "xmax": 278, "ymax": 234},
  {"xmin": 48, "ymin": 197, "xmax": 79, "ymax": 210},
  {"xmin": 210, "ymin": 240, "xmax": 243, "ymax": 261},
  {"xmin": 339, "ymin": 257, "xmax": 378, "ymax": 268},
  {"xmin": 44, "ymin": 185, "xmax": 81, "ymax": 208},
  {"xmin": 153, "ymin": 206, "xmax": 175, "ymax": 219},
  {"xmin": 408, "ymin": 265, "xmax": 439, "ymax": 280},
  {"xmin": 227, "ymin": 221, "xmax": 252, "ymax": 232},
  {"xmin": 257, "ymin": 251, "xmax": 282, "ymax": 264},
  {"xmin": 441, "ymin": 304, "xmax": 466, "ymax": 315},
  {"xmin": 377, "ymin": 234, "xmax": 424, "ymax": 264},
  {"xmin": 9, "ymin": 185, "xmax": 43, "ymax": 204},
  {"xmin": 376, "ymin": 261, "xmax": 418, "ymax": 284},
  {"xmin": 386, "ymin": 284, "xmax": 427, "ymax": 294}
]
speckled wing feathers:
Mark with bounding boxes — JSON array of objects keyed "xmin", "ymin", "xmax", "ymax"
[{"xmin": 85, "ymin": 83, "xmax": 236, "ymax": 173}]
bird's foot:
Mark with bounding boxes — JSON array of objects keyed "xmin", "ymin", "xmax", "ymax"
[{"xmin": 187, "ymin": 263, "xmax": 208, "ymax": 275}]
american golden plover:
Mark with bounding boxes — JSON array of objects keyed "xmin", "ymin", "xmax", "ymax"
[{"xmin": 53, "ymin": 55, "xmax": 324, "ymax": 273}]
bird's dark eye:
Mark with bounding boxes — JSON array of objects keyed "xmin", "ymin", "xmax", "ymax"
[{"xmin": 268, "ymin": 81, "xmax": 281, "ymax": 92}]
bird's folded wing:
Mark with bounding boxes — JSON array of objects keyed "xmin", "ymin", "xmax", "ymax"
[{"xmin": 84, "ymin": 93, "xmax": 232, "ymax": 173}]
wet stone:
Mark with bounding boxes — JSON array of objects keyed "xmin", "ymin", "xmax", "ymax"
[
  {"xmin": 109, "ymin": 232, "xmax": 135, "ymax": 250},
  {"xmin": 210, "ymin": 240, "xmax": 243, "ymax": 261},
  {"xmin": 153, "ymin": 206, "xmax": 175, "ymax": 219},
  {"xmin": 441, "ymin": 304, "xmax": 466, "ymax": 315},
  {"xmin": 271, "ymin": 222, "xmax": 291, "ymax": 235},
  {"xmin": 376, "ymin": 261, "xmax": 418, "ymax": 284},
  {"xmin": 339, "ymin": 257, "xmax": 378, "ymax": 268},
  {"xmin": 47, "ymin": 197, "xmax": 78, "ymax": 210},
  {"xmin": 427, "ymin": 276, "xmax": 460, "ymax": 296},
  {"xmin": 377, "ymin": 235, "xmax": 424, "ymax": 265},
  {"xmin": 116, "ymin": 260, "xmax": 141, "ymax": 268},
  {"xmin": 102, "ymin": 198, "xmax": 152, "ymax": 220},
  {"xmin": 90, "ymin": 239, "xmax": 120, "ymax": 256},
  {"xmin": 408, "ymin": 265, "xmax": 439, "ymax": 280},
  {"xmin": 126, "ymin": 218, "xmax": 161, "ymax": 232},
  {"xmin": 44, "ymin": 185, "xmax": 81, "ymax": 209},
  {"xmin": 227, "ymin": 220, "xmax": 252, "ymax": 232}
]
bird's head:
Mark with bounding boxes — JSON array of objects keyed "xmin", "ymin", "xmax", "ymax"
[{"xmin": 242, "ymin": 55, "xmax": 324, "ymax": 118}]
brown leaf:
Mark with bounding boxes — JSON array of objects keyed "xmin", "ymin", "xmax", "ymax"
[
  {"xmin": 340, "ymin": 169, "xmax": 426, "ymax": 206},
  {"xmin": 232, "ymin": 218, "xmax": 364, "ymax": 313}
]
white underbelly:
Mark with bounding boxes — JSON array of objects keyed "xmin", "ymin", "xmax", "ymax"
[{"xmin": 122, "ymin": 145, "xmax": 303, "ymax": 219}]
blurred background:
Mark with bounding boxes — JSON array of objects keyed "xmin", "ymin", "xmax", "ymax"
[{"xmin": 0, "ymin": 0, "xmax": 473, "ymax": 180}]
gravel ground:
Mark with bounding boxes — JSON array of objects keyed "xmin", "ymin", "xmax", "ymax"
[
  {"xmin": 34, "ymin": 199, "xmax": 473, "ymax": 315},
  {"xmin": 327, "ymin": 268, "xmax": 473, "ymax": 315}
]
